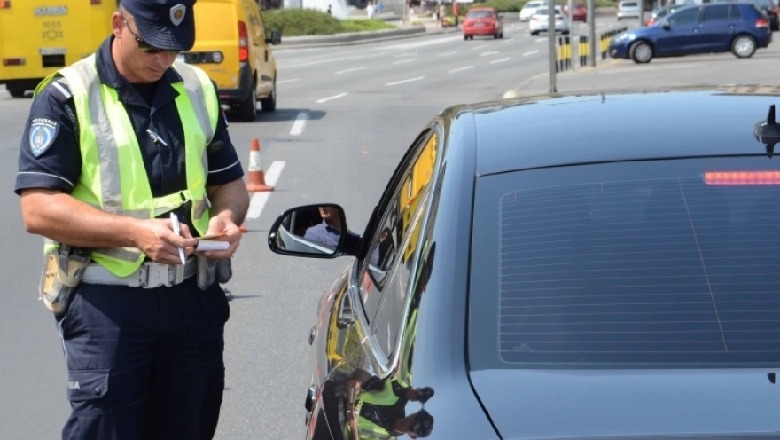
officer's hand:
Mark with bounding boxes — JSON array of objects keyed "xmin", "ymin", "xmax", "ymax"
[
  {"xmin": 196, "ymin": 215, "xmax": 242, "ymax": 259},
  {"xmin": 136, "ymin": 218, "xmax": 198, "ymax": 264}
]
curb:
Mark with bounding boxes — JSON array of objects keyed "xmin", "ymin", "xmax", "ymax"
[{"xmin": 276, "ymin": 26, "xmax": 428, "ymax": 48}]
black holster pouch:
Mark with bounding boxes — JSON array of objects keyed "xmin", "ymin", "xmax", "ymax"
[{"xmin": 197, "ymin": 256, "xmax": 233, "ymax": 290}]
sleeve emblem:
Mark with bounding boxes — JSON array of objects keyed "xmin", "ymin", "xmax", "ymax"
[{"xmin": 28, "ymin": 118, "xmax": 59, "ymax": 157}]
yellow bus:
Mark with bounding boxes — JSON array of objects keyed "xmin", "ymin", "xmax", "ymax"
[{"xmin": 0, "ymin": 0, "xmax": 118, "ymax": 98}]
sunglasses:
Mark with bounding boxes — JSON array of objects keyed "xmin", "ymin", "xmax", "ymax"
[{"xmin": 120, "ymin": 12, "xmax": 173, "ymax": 54}]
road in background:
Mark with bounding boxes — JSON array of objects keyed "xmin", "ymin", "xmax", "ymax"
[{"xmin": 1, "ymin": 15, "xmax": 775, "ymax": 439}]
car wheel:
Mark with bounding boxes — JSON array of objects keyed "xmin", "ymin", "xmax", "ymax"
[
  {"xmin": 494, "ymin": 32, "xmax": 499, "ymax": 39},
  {"xmin": 629, "ymin": 41, "xmax": 652, "ymax": 63},
  {"xmin": 236, "ymin": 79, "xmax": 257, "ymax": 122},
  {"xmin": 731, "ymin": 34, "xmax": 756, "ymax": 58},
  {"xmin": 7, "ymin": 87, "xmax": 26, "ymax": 98},
  {"xmin": 464, "ymin": 34, "xmax": 468, "ymax": 40},
  {"xmin": 530, "ymin": 30, "xmax": 537, "ymax": 35},
  {"xmin": 260, "ymin": 77, "xmax": 277, "ymax": 112}
]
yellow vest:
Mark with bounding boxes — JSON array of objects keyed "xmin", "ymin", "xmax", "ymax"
[{"xmin": 36, "ymin": 54, "xmax": 219, "ymax": 277}]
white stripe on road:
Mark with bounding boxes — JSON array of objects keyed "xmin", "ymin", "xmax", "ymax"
[
  {"xmin": 437, "ymin": 50, "xmax": 457, "ymax": 57},
  {"xmin": 316, "ymin": 92, "xmax": 348, "ymax": 104},
  {"xmin": 392, "ymin": 58, "xmax": 416, "ymax": 65},
  {"xmin": 471, "ymin": 44, "xmax": 488, "ymax": 51},
  {"xmin": 246, "ymin": 161, "xmax": 285, "ymax": 219},
  {"xmin": 277, "ymin": 78, "xmax": 300, "ymax": 84},
  {"xmin": 480, "ymin": 51, "xmax": 500, "ymax": 57},
  {"xmin": 334, "ymin": 67, "xmax": 367, "ymax": 75},
  {"xmin": 290, "ymin": 112, "xmax": 308, "ymax": 136},
  {"xmin": 386, "ymin": 76, "xmax": 425, "ymax": 86},
  {"xmin": 448, "ymin": 66, "xmax": 474, "ymax": 74},
  {"xmin": 523, "ymin": 50, "xmax": 539, "ymax": 56},
  {"xmin": 491, "ymin": 57, "xmax": 511, "ymax": 64}
]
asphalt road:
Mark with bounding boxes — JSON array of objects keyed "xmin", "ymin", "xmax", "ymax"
[{"xmin": 1, "ymin": 16, "xmax": 777, "ymax": 439}]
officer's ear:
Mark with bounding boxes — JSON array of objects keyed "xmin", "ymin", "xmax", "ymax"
[{"xmin": 112, "ymin": 12, "xmax": 124, "ymax": 38}]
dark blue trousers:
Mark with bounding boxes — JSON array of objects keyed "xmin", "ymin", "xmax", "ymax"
[{"xmin": 56, "ymin": 277, "xmax": 230, "ymax": 440}]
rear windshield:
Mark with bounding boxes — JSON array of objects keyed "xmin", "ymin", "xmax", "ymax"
[
  {"xmin": 467, "ymin": 10, "xmax": 494, "ymax": 18},
  {"xmin": 470, "ymin": 158, "xmax": 780, "ymax": 369}
]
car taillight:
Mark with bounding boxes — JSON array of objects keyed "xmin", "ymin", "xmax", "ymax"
[
  {"xmin": 705, "ymin": 171, "xmax": 780, "ymax": 185},
  {"xmin": 0, "ymin": 1, "xmax": 11, "ymax": 8},
  {"xmin": 238, "ymin": 20, "xmax": 248, "ymax": 62},
  {"xmin": 756, "ymin": 17, "xmax": 770, "ymax": 27}
]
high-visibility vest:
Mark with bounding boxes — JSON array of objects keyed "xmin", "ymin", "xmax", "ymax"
[{"xmin": 35, "ymin": 54, "xmax": 219, "ymax": 277}]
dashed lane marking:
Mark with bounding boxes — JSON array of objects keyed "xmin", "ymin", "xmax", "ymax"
[
  {"xmin": 386, "ymin": 76, "xmax": 425, "ymax": 86},
  {"xmin": 290, "ymin": 112, "xmax": 308, "ymax": 136},
  {"xmin": 316, "ymin": 92, "xmax": 348, "ymax": 104},
  {"xmin": 246, "ymin": 161, "xmax": 285, "ymax": 219}
]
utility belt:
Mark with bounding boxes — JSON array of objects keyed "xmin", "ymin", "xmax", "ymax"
[
  {"xmin": 40, "ymin": 246, "xmax": 232, "ymax": 316},
  {"xmin": 82, "ymin": 258, "xmax": 198, "ymax": 288}
]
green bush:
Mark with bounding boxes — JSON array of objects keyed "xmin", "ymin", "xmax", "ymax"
[
  {"xmin": 460, "ymin": 0, "xmax": 615, "ymax": 14},
  {"xmin": 262, "ymin": 9, "xmax": 395, "ymax": 36}
]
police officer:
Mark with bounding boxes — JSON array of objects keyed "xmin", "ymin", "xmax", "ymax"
[{"xmin": 14, "ymin": 0, "xmax": 249, "ymax": 439}]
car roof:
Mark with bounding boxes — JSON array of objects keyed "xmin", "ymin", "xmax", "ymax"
[{"xmin": 454, "ymin": 87, "xmax": 780, "ymax": 177}]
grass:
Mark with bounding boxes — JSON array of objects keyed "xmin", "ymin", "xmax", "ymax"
[{"xmin": 263, "ymin": 1, "xmax": 620, "ymax": 36}]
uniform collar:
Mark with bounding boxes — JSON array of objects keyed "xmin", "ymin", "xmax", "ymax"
[{"xmin": 95, "ymin": 36, "xmax": 182, "ymax": 107}]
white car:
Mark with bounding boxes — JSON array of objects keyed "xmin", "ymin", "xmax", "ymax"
[
  {"xmin": 529, "ymin": 6, "xmax": 570, "ymax": 35},
  {"xmin": 519, "ymin": 0, "xmax": 545, "ymax": 21},
  {"xmin": 617, "ymin": 0, "xmax": 642, "ymax": 19}
]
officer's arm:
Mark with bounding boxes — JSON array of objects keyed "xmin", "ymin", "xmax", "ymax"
[{"xmin": 20, "ymin": 189, "xmax": 197, "ymax": 264}]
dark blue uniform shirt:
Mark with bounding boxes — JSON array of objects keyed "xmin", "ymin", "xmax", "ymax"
[{"xmin": 14, "ymin": 37, "xmax": 244, "ymax": 218}]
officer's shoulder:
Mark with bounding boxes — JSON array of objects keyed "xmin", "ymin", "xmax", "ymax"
[{"xmin": 37, "ymin": 75, "xmax": 74, "ymax": 104}]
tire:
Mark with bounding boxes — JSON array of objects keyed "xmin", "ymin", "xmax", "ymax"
[
  {"xmin": 260, "ymin": 77, "xmax": 277, "ymax": 112},
  {"xmin": 629, "ymin": 41, "xmax": 652, "ymax": 63},
  {"xmin": 731, "ymin": 34, "xmax": 756, "ymax": 58},
  {"xmin": 7, "ymin": 87, "xmax": 26, "ymax": 98},
  {"xmin": 530, "ymin": 30, "xmax": 537, "ymax": 35},
  {"xmin": 236, "ymin": 80, "xmax": 257, "ymax": 122},
  {"xmin": 464, "ymin": 34, "xmax": 468, "ymax": 40},
  {"xmin": 494, "ymin": 32, "xmax": 499, "ymax": 39}
]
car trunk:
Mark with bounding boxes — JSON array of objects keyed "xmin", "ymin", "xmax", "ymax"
[{"xmin": 471, "ymin": 368, "xmax": 780, "ymax": 438}]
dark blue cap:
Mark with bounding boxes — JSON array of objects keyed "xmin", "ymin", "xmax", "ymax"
[{"xmin": 121, "ymin": 0, "xmax": 197, "ymax": 51}]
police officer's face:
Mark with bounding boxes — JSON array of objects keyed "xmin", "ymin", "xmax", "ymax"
[{"xmin": 112, "ymin": 12, "xmax": 178, "ymax": 83}]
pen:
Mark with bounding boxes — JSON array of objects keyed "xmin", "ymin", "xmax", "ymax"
[{"xmin": 169, "ymin": 212, "xmax": 186, "ymax": 265}]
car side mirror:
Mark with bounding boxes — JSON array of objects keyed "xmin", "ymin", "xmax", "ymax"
[
  {"xmin": 267, "ymin": 203, "xmax": 360, "ymax": 258},
  {"xmin": 267, "ymin": 29, "xmax": 281, "ymax": 45},
  {"xmin": 662, "ymin": 21, "xmax": 671, "ymax": 29}
]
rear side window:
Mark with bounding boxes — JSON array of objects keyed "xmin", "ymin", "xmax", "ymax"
[
  {"xmin": 704, "ymin": 4, "xmax": 729, "ymax": 20},
  {"xmin": 470, "ymin": 160, "xmax": 780, "ymax": 368}
]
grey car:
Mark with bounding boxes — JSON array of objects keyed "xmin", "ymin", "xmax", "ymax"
[{"xmin": 269, "ymin": 86, "xmax": 780, "ymax": 439}]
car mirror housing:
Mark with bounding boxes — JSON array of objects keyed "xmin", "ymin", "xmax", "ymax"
[{"xmin": 267, "ymin": 203, "xmax": 361, "ymax": 258}]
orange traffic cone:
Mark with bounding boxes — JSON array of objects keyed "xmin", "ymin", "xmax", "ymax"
[{"xmin": 246, "ymin": 138, "xmax": 273, "ymax": 192}]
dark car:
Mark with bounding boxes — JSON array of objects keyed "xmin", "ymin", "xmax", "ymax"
[
  {"xmin": 462, "ymin": 6, "xmax": 504, "ymax": 40},
  {"xmin": 269, "ymin": 87, "xmax": 780, "ymax": 439},
  {"xmin": 609, "ymin": 3, "xmax": 771, "ymax": 63}
]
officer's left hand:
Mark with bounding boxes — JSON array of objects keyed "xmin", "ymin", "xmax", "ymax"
[{"xmin": 196, "ymin": 215, "xmax": 242, "ymax": 259}]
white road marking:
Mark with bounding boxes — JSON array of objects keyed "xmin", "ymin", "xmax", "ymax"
[
  {"xmin": 437, "ymin": 50, "xmax": 457, "ymax": 57},
  {"xmin": 277, "ymin": 78, "xmax": 300, "ymax": 84},
  {"xmin": 246, "ymin": 161, "xmax": 285, "ymax": 219},
  {"xmin": 290, "ymin": 112, "xmax": 308, "ymax": 136},
  {"xmin": 392, "ymin": 58, "xmax": 416, "ymax": 65},
  {"xmin": 334, "ymin": 67, "xmax": 367, "ymax": 75},
  {"xmin": 448, "ymin": 66, "xmax": 474, "ymax": 74},
  {"xmin": 480, "ymin": 51, "xmax": 500, "ymax": 57},
  {"xmin": 491, "ymin": 57, "xmax": 511, "ymax": 64},
  {"xmin": 316, "ymin": 92, "xmax": 348, "ymax": 104},
  {"xmin": 471, "ymin": 44, "xmax": 488, "ymax": 51},
  {"xmin": 383, "ymin": 35, "xmax": 462, "ymax": 50},
  {"xmin": 523, "ymin": 50, "xmax": 539, "ymax": 56},
  {"xmin": 386, "ymin": 76, "xmax": 425, "ymax": 86}
]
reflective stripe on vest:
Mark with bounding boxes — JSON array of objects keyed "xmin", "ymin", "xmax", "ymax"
[{"xmin": 40, "ymin": 54, "xmax": 218, "ymax": 277}]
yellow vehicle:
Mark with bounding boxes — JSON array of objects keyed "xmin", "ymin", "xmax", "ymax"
[
  {"xmin": 0, "ymin": 0, "xmax": 118, "ymax": 98},
  {"xmin": 181, "ymin": 0, "xmax": 280, "ymax": 122}
]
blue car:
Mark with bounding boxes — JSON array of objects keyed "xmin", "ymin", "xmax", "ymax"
[{"xmin": 610, "ymin": 2, "xmax": 771, "ymax": 63}]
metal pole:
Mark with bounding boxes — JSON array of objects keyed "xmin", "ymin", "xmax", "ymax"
[
  {"xmin": 587, "ymin": 0, "xmax": 596, "ymax": 66},
  {"xmin": 548, "ymin": 0, "xmax": 557, "ymax": 93},
  {"xmin": 639, "ymin": 0, "xmax": 645, "ymax": 25}
]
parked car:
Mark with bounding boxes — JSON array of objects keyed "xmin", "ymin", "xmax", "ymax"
[
  {"xmin": 618, "ymin": 0, "xmax": 642, "ymax": 19},
  {"xmin": 529, "ymin": 6, "xmax": 570, "ymax": 35},
  {"xmin": 609, "ymin": 3, "xmax": 771, "ymax": 63},
  {"xmin": 713, "ymin": 0, "xmax": 780, "ymax": 30},
  {"xmin": 463, "ymin": 6, "xmax": 504, "ymax": 40},
  {"xmin": 564, "ymin": 2, "xmax": 588, "ymax": 21},
  {"xmin": 519, "ymin": 0, "xmax": 545, "ymax": 21},
  {"xmin": 269, "ymin": 86, "xmax": 780, "ymax": 440}
]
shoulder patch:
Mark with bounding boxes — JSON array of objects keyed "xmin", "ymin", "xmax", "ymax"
[{"xmin": 28, "ymin": 118, "xmax": 59, "ymax": 157}]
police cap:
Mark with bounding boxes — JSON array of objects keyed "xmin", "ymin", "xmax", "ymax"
[
  {"xmin": 411, "ymin": 409, "xmax": 434, "ymax": 437},
  {"xmin": 121, "ymin": 0, "xmax": 197, "ymax": 52}
]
